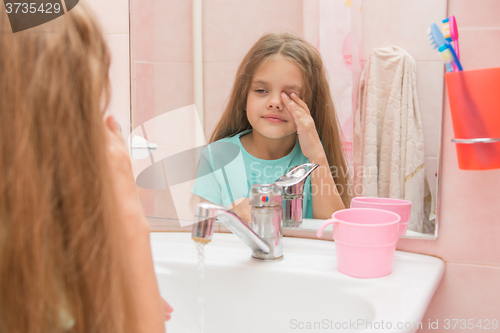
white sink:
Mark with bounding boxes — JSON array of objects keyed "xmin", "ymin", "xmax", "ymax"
[{"xmin": 151, "ymin": 232, "xmax": 444, "ymax": 333}]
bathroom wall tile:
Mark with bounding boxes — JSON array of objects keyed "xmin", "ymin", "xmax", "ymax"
[
  {"xmin": 437, "ymin": 169, "xmax": 500, "ymax": 264},
  {"xmin": 154, "ymin": 188, "xmax": 179, "ymax": 220},
  {"xmin": 105, "ymin": 34, "xmax": 131, "ymax": 138},
  {"xmin": 148, "ymin": 217, "xmax": 192, "ymax": 232},
  {"xmin": 133, "ymin": 62, "xmax": 155, "ymax": 127},
  {"xmin": 457, "ymin": 29, "xmax": 500, "ymax": 70},
  {"xmin": 130, "ymin": 0, "xmax": 154, "ymax": 62},
  {"xmin": 419, "ymin": 263, "xmax": 500, "ymax": 331},
  {"xmin": 257, "ymin": 0, "xmax": 303, "ymax": 37},
  {"xmin": 361, "ymin": 0, "xmax": 379, "ymax": 61},
  {"xmin": 203, "ymin": 0, "xmax": 261, "ymax": 62},
  {"xmin": 449, "ymin": 0, "xmax": 500, "ymax": 28},
  {"xmin": 416, "ymin": 61, "xmax": 444, "ymax": 159},
  {"xmin": 153, "ymin": 62, "xmax": 194, "ymax": 116},
  {"xmin": 139, "ymin": 188, "xmax": 155, "ymax": 217},
  {"xmin": 303, "ymin": 0, "xmax": 320, "ymax": 47},
  {"xmin": 203, "ymin": 61, "xmax": 240, "ymax": 139},
  {"xmin": 364, "ymin": 0, "xmax": 446, "ymax": 62},
  {"xmin": 153, "ymin": 0, "xmax": 193, "ymax": 63},
  {"xmin": 91, "ymin": 0, "xmax": 129, "ymax": 34}
]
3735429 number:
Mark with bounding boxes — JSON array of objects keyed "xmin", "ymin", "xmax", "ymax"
[
  {"xmin": 443, "ymin": 319, "xmax": 498, "ymax": 330},
  {"xmin": 5, "ymin": 2, "xmax": 61, "ymax": 14}
]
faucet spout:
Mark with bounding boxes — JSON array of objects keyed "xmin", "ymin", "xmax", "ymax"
[
  {"xmin": 192, "ymin": 203, "xmax": 270, "ymax": 255},
  {"xmin": 275, "ymin": 163, "xmax": 319, "ymax": 227}
]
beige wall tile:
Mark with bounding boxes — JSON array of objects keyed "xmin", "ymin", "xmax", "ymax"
[
  {"xmin": 449, "ymin": 0, "xmax": 500, "ymax": 28},
  {"xmin": 105, "ymin": 34, "xmax": 131, "ymax": 137},
  {"xmin": 153, "ymin": 62, "xmax": 194, "ymax": 116},
  {"xmin": 419, "ymin": 263, "xmax": 500, "ymax": 332},
  {"xmin": 92, "ymin": 0, "xmax": 129, "ymax": 34},
  {"xmin": 153, "ymin": 0, "xmax": 193, "ymax": 62},
  {"xmin": 416, "ymin": 61, "xmax": 445, "ymax": 159}
]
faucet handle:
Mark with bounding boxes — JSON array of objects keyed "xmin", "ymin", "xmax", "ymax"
[
  {"xmin": 275, "ymin": 163, "xmax": 319, "ymax": 196},
  {"xmin": 248, "ymin": 184, "xmax": 282, "ymax": 207}
]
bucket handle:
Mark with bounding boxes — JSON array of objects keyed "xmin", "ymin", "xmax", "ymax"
[{"xmin": 316, "ymin": 218, "xmax": 338, "ymax": 238}]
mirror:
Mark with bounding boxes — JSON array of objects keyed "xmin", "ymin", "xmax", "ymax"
[{"xmin": 129, "ymin": 0, "xmax": 445, "ymax": 239}]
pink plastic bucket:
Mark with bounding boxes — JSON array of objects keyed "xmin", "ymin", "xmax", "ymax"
[
  {"xmin": 350, "ymin": 197, "xmax": 411, "ymax": 236},
  {"xmin": 317, "ymin": 208, "xmax": 400, "ymax": 278}
]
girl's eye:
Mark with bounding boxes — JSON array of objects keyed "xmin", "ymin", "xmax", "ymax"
[{"xmin": 255, "ymin": 89, "xmax": 267, "ymax": 94}]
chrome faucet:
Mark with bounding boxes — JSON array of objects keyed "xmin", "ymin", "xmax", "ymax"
[
  {"xmin": 275, "ymin": 163, "xmax": 319, "ymax": 227},
  {"xmin": 191, "ymin": 184, "xmax": 283, "ymax": 260}
]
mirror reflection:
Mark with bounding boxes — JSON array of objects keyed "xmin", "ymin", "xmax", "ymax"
[{"xmin": 129, "ymin": 0, "xmax": 444, "ymax": 238}]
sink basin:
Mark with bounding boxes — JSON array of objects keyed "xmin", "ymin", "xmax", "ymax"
[{"xmin": 151, "ymin": 232, "xmax": 444, "ymax": 333}]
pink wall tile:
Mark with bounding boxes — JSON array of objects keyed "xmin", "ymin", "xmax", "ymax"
[
  {"xmin": 203, "ymin": 61, "xmax": 240, "ymax": 139},
  {"xmin": 153, "ymin": 62, "xmax": 194, "ymax": 116},
  {"xmin": 303, "ymin": 0, "xmax": 320, "ymax": 47},
  {"xmin": 153, "ymin": 0, "xmax": 192, "ymax": 62},
  {"xmin": 131, "ymin": 0, "xmax": 154, "ymax": 62},
  {"xmin": 105, "ymin": 34, "xmax": 130, "ymax": 137},
  {"xmin": 203, "ymin": 0, "xmax": 261, "ymax": 62},
  {"xmin": 139, "ymin": 188, "xmax": 155, "ymax": 217},
  {"xmin": 416, "ymin": 61, "xmax": 445, "ymax": 159},
  {"xmin": 449, "ymin": 0, "xmax": 500, "ymax": 28},
  {"xmin": 154, "ymin": 187, "xmax": 179, "ymax": 220},
  {"xmin": 133, "ymin": 62, "xmax": 155, "ymax": 127},
  {"xmin": 257, "ymin": 0, "xmax": 303, "ymax": 37},
  {"xmin": 457, "ymin": 29, "xmax": 500, "ymax": 70},
  {"xmin": 91, "ymin": 0, "xmax": 129, "ymax": 34},
  {"xmin": 418, "ymin": 263, "xmax": 500, "ymax": 332},
  {"xmin": 362, "ymin": 0, "xmax": 447, "ymax": 61},
  {"xmin": 360, "ymin": 0, "xmax": 379, "ymax": 61}
]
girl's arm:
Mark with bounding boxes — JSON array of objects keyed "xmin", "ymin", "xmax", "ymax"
[
  {"xmin": 105, "ymin": 116, "xmax": 170, "ymax": 332},
  {"xmin": 282, "ymin": 93, "xmax": 345, "ymax": 219}
]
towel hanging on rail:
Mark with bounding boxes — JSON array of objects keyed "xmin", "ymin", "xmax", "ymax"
[{"xmin": 353, "ymin": 46, "xmax": 435, "ymax": 234}]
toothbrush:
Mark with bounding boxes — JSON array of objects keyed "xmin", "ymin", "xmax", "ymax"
[
  {"xmin": 427, "ymin": 23, "xmax": 462, "ymax": 71},
  {"xmin": 442, "ymin": 16, "xmax": 460, "ymax": 60}
]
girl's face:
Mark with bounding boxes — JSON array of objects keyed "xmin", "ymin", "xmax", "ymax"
[{"xmin": 246, "ymin": 55, "xmax": 304, "ymax": 141}]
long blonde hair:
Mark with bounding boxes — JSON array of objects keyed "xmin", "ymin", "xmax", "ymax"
[
  {"xmin": 0, "ymin": 4, "xmax": 133, "ymax": 332},
  {"xmin": 211, "ymin": 33, "xmax": 351, "ymax": 207}
]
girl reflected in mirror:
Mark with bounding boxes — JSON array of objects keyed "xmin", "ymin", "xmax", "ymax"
[{"xmin": 192, "ymin": 33, "xmax": 352, "ymax": 222}]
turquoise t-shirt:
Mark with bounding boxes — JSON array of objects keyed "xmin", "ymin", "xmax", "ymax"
[{"xmin": 191, "ymin": 130, "xmax": 313, "ymax": 218}]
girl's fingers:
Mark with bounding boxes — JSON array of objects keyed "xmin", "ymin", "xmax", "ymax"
[
  {"xmin": 162, "ymin": 298, "xmax": 174, "ymax": 322},
  {"xmin": 290, "ymin": 93, "xmax": 311, "ymax": 115},
  {"xmin": 281, "ymin": 92, "xmax": 308, "ymax": 126},
  {"xmin": 281, "ymin": 92, "xmax": 301, "ymax": 115},
  {"xmin": 282, "ymin": 92, "xmax": 310, "ymax": 117},
  {"xmin": 105, "ymin": 115, "xmax": 122, "ymax": 138}
]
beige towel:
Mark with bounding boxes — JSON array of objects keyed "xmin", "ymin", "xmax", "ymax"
[{"xmin": 353, "ymin": 46, "xmax": 435, "ymax": 234}]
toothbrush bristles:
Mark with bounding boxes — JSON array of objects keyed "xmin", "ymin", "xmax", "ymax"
[
  {"xmin": 442, "ymin": 22, "xmax": 451, "ymax": 40},
  {"xmin": 441, "ymin": 48, "xmax": 454, "ymax": 63},
  {"xmin": 427, "ymin": 27, "xmax": 438, "ymax": 49}
]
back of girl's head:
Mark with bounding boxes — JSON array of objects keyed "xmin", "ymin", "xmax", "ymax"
[
  {"xmin": 212, "ymin": 32, "xmax": 351, "ymax": 206},
  {"xmin": 0, "ymin": 4, "xmax": 132, "ymax": 332}
]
